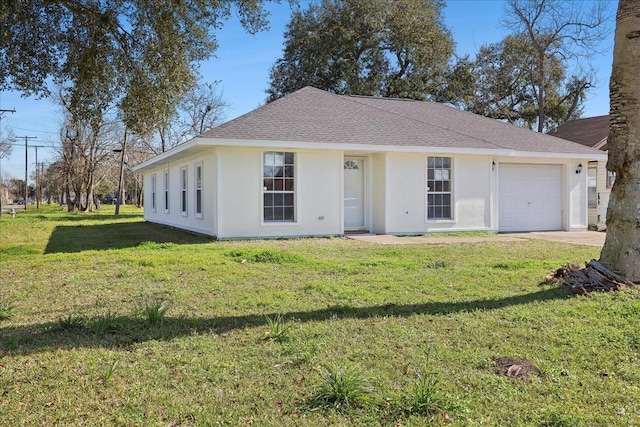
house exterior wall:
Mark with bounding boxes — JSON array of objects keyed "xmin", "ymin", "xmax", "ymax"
[
  {"xmin": 383, "ymin": 154, "xmax": 491, "ymax": 234},
  {"xmin": 596, "ymin": 159, "xmax": 611, "ymax": 228},
  {"xmin": 140, "ymin": 147, "xmax": 591, "ymax": 238},
  {"xmin": 216, "ymin": 147, "xmax": 343, "ymax": 239},
  {"xmin": 370, "ymin": 153, "xmax": 387, "ymax": 234},
  {"xmin": 567, "ymin": 161, "xmax": 587, "ymax": 231},
  {"xmin": 142, "ymin": 151, "xmax": 217, "ymax": 236}
]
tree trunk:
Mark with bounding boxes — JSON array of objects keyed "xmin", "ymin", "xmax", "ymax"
[
  {"xmin": 599, "ymin": 0, "xmax": 640, "ymax": 281},
  {"xmin": 537, "ymin": 51, "xmax": 545, "ymax": 133}
]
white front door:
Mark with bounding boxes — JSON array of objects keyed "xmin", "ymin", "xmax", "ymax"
[{"xmin": 344, "ymin": 158, "xmax": 365, "ymax": 230}]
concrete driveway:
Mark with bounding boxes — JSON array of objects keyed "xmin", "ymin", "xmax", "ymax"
[
  {"xmin": 347, "ymin": 231, "xmax": 606, "ymax": 246},
  {"xmin": 507, "ymin": 231, "xmax": 605, "ymax": 246}
]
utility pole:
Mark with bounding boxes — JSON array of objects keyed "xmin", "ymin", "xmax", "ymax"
[
  {"xmin": 114, "ymin": 130, "xmax": 128, "ymax": 216},
  {"xmin": 32, "ymin": 146, "xmax": 45, "ymax": 208},
  {"xmin": 33, "ymin": 146, "xmax": 45, "ymax": 208},
  {"xmin": 40, "ymin": 162, "xmax": 45, "ymax": 205},
  {"xmin": 0, "ymin": 107, "xmax": 16, "ymax": 217},
  {"xmin": 15, "ymin": 135, "xmax": 37, "ymax": 211}
]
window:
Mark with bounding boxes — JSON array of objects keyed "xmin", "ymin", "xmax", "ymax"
[
  {"xmin": 588, "ymin": 167, "xmax": 597, "ymax": 208},
  {"xmin": 180, "ymin": 166, "xmax": 187, "ymax": 215},
  {"xmin": 607, "ymin": 170, "xmax": 616, "ymax": 188},
  {"xmin": 151, "ymin": 174, "xmax": 157, "ymax": 212},
  {"xmin": 344, "ymin": 160, "xmax": 359, "ymax": 170},
  {"xmin": 195, "ymin": 163, "xmax": 203, "ymax": 218},
  {"xmin": 427, "ymin": 157, "xmax": 452, "ymax": 220},
  {"xmin": 263, "ymin": 151, "xmax": 294, "ymax": 222},
  {"xmin": 163, "ymin": 170, "xmax": 169, "ymax": 213}
]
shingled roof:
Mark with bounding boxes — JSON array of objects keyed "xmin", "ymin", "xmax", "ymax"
[
  {"xmin": 548, "ymin": 115, "xmax": 609, "ymax": 150},
  {"xmin": 134, "ymin": 87, "xmax": 605, "ymax": 172},
  {"xmin": 201, "ymin": 86, "xmax": 601, "ymax": 155}
]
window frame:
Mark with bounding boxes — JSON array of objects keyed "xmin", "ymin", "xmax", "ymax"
[
  {"xmin": 262, "ymin": 151, "xmax": 295, "ymax": 223},
  {"xmin": 426, "ymin": 156, "xmax": 453, "ymax": 221},
  {"xmin": 163, "ymin": 170, "xmax": 169, "ymax": 213},
  {"xmin": 194, "ymin": 162, "xmax": 203, "ymax": 219},
  {"xmin": 150, "ymin": 174, "xmax": 157, "ymax": 212},
  {"xmin": 180, "ymin": 166, "xmax": 188, "ymax": 216}
]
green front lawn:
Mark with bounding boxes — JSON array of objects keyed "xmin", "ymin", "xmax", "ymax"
[{"xmin": 1, "ymin": 206, "xmax": 638, "ymax": 426}]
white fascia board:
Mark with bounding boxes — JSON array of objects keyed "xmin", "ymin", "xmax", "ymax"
[
  {"xmin": 207, "ymin": 138, "xmax": 608, "ymax": 160},
  {"xmin": 500, "ymin": 150, "xmax": 608, "ymax": 161},
  {"xmin": 132, "ymin": 137, "xmax": 608, "ymax": 171},
  {"xmin": 131, "ymin": 138, "xmax": 201, "ymax": 172}
]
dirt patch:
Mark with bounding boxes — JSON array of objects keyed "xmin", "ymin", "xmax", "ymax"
[{"xmin": 493, "ymin": 357, "xmax": 543, "ymax": 381}]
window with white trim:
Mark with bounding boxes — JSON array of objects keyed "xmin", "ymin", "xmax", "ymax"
[
  {"xmin": 180, "ymin": 166, "xmax": 188, "ymax": 215},
  {"xmin": 151, "ymin": 174, "xmax": 157, "ymax": 212},
  {"xmin": 263, "ymin": 151, "xmax": 294, "ymax": 222},
  {"xmin": 194, "ymin": 163, "xmax": 203, "ymax": 218},
  {"xmin": 163, "ymin": 170, "xmax": 169, "ymax": 213},
  {"xmin": 427, "ymin": 157, "xmax": 452, "ymax": 220}
]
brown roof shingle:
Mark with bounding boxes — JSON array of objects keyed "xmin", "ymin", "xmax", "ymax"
[
  {"xmin": 548, "ymin": 115, "xmax": 609, "ymax": 149},
  {"xmin": 200, "ymin": 86, "xmax": 602, "ymax": 155}
]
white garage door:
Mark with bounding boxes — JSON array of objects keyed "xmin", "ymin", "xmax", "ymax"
[{"xmin": 499, "ymin": 164, "xmax": 563, "ymax": 232}]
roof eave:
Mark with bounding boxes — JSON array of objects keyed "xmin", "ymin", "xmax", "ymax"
[{"xmin": 132, "ymin": 137, "xmax": 607, "ymax": 173}]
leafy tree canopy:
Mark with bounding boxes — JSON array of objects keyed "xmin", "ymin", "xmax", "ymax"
[
  {"xmin": 439, "ymin": 0, "xmax": 608, "ymax": 133},
  {"xmin": 439, "ymin": 33, "xmax": 589, "ymax": 132},
  {"xmin": 0, "ymin": 0, "xmax": 273, "ymax": 134},
  {"xmin": 266, "ymin": 0, "xmax": 454, "ymax": 102}
]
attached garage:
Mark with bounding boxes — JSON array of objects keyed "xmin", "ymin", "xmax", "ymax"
[{"xmin": 498, "ymin": 164, "xmax": 563, "ymax": 232}]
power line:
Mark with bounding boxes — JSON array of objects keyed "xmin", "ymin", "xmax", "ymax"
[{"xmin": 9, "ymin": 125, "xmax": 59, "ymax": 135}]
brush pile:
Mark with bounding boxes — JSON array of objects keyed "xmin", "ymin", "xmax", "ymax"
[{"xmin": 546, "ymin": 259, "xmax": 640, "ymax": 295}]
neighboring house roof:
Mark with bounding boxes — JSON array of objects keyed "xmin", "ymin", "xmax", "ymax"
[
  {"xmin": 134, "ymin": 86, "xmax": 605, "ymax": 172},
  {"xmin": 548, "ymin": 115, "xmax": 609, "ymax": 150}
]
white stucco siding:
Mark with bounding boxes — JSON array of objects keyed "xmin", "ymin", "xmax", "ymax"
[
  {"xmin": 596, "ymin": 159, "xmax": 611, "ymax": 227},
  {"xmin": 141, "ymin": 151, "xmax": 217, "ymax": 236},
  {"xmin": 568, "ymin": 160, "xmax": 588, "ymax": 231},
  {"xmin": 370, "ymin": 153, "xmax": 387, "ymax": 234},
  {"xmin": 383, "ymin": 154, "xmax": 491, "ymax": 234},
  {"xmin": 453, "ymin": 156, "xmax": 492, "ymax": 229},
  {"xmin": 216, "ymin": 147, "xmax": 342, "ymax": 239},
  {"xmin": 384, "ymin": 154, "xmax": 427, "ymax": 233}
]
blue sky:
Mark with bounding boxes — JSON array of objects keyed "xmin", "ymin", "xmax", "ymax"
[{"xmin": 0, "ymin": 0, "xmax": 616, "ymax": 179}]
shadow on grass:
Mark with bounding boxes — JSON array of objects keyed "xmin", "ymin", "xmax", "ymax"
[
  {"xmin": 44, "ymin": 222, "xmax": 212, "ymax": 253},
  {"xmin": 1, "ymin": 286, "xmax": 566, "ymax": 356}
]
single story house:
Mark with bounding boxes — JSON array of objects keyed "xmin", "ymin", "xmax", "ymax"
[
  {"xmin": 133, "ymin": 86, "xmax": 606, "ymax": 239},
  {"xmin": 549, "ymin": 115, "xmax": 612, "ymax": 230}
]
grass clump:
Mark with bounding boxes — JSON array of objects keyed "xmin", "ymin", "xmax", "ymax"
[
  {"xmin": 103, "ymin": 360, "xmax": 119, "ymax": 385},
  {"xmin": 264, "ymin": 314, "xmax": 292, "ymax": 342},
  {"xmin": 57, "ymin": 313, "xmax": 84, "ymax": 330},
  {"xmin": 0, "ymin": 299, "xmax": 14, "ymax": 321},
  {"xmin": 143, "ymin": 300, "xmax": 169, "ymax": 326},
  {"xmin": 395, "ymin": 371, "xmax": 449, "ymax": 417},
  {"xmin": 312, "ymin": 364, "xmax": 375, "ymax": 410},
  {"xmin": 89, "ymin": 312, "xmax": 126, "ymax": 335}
]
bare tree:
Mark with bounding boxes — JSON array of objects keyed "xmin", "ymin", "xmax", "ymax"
[
  {"xmin": 56, "ymin": 114, "xmax": 122, "ymax": 212},
  {"xmin": 148, "ymin": 80, "xmax": 229, "ymax": 153},
  {"xmin": 599, "ymin": 0, "xmax": 640, "ymax": 280},
  {"xmin": 181, "ymin": 81, "xmax": 229, "ymax": 137},
  {"xmin": 503, "ymin": 0, "xmax": 609, "ymax": 132},
  {"xmin": 0, "ymin": 129, "xmax": 13, "ymax": 214}
]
